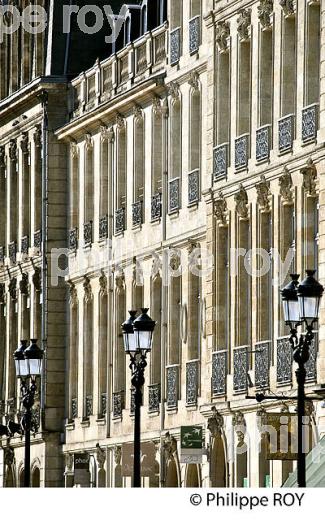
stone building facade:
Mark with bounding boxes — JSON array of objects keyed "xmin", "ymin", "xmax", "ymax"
[{"xmin": 1, "ymin": 0, "xmax": 325, "ymax": 487}]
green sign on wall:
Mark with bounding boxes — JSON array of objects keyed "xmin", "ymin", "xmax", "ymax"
[{"xmin": 181, "ymin": 426, "xmax": 203, "ymax": 449}]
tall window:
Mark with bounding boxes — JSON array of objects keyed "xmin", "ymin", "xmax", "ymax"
[
  {"xmin": 98, "ymin": 282, "xmax": 108, "ymax": 417},
  {"xmin": 116, "ymin": 120, "xmax": 127, "ymax": 213},
  {"xmin": 114, "ymin": 282, "xmax": 126, "ymax": 394},
  {"xmin": 236, "ymin": 218, "xmax": 251, "ymax": 347},
  {"xmin": 133, "ymin": 111, "xmax": 145, "ymax": 221},
  {"xmin": 281, "ymin": 16, "xmax": 296, "ymax": 116},
  {"xmin": 83, "ymin": 286, "xmax": 94, "ymax": 417},
  {"xmin": 216, "ymin": 225, "xmax": 229, "ymax": 350},
  {"xmin": 257, "ymin": 211, "xmax": 273, "ymax": 342},
  {"xmin": 0, "ymin": 296, "xmax": 6, "ymax": 402},
  {"xmin": 171, "ymin": 0, "xmax": 182, "ymax": 31},
  {"xmin": 152, "ymin": 103, "xmax": 163, "ymax": 198},
  {"xmin": 69, "ymin": 295, "xmax": 79, "ymax": 419},
  {"xmin": 238, "ymin": 40, "xmax": 251, "ymax": 136},
  {"xmin": 0, "ymin": 150, "xmax": 6, "ymax": 247},
  {"xmin": 168, "ymin": 259, "xmax": 182, "ymax": 366},
  {"xmin": 305, "ymin": 2, "xmax": 320, "ymax": 107},
  {"xmin": 216, "ymin": 51, "xmax": 230, "ymax": 145},
  {"xmin": 188, "ymin": 247, "xmax": 201, "ymax": 361},
  {"xmin": 170, "ymin": 97, "xmax": 182, "ymax": 180},
  {"xmin": 259, "ymin": 28, "xmax": 273, "ymax": 127},
  {"xmin": 8, "ymin": 140, "xmax": 18, "ymax": 245},
  {"xmin": 21, "ymin": 135, "xmax": 30, "ymax": 243},
  {"xmin": 70, "ymin": 144, "xmax": 79, "ymax": 231},
  {"xmin": 84, "ymin": 136, "xmax": 94, "ymax": 226},
  {"xmin": 279, "ymin": 202, "xmax": 295, "ymax": 336},
  {"xmin": 151, "ymin": 275, "xmax": 162, "ymax": 385},
  {"xmin": 189, "ymin": 85, "xmax": 201, "ymax": 172}
]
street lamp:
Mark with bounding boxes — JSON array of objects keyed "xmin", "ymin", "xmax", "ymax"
[
  {"xmin": 13, "ymin": 339, "xmax": 43, "ymax": 488},
  {"xmin": 122, "ymin": 308, "xmax": 156, "ymax": 488},
  {"xmin": 281, "ymin": 271, "xmax": 324, "ymax": 487}
]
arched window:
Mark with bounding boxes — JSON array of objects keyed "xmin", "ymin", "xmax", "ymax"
[
  {"xmin": 188, "ymin": 253, "xmax": 201, "ymax": 362},
  {"xmin": 98, "ymin": 288, "xmax": 108, "ymax": 418},
  {"xmin": 114, "ymin": 284, "xmax": 126, "ymax": 396},
  {"xmin": 150, "ymin": 275, "xmax": 162, "ymax": 386},
  {"xmin": 32, "ymin": 467, "xmax": 40, "ymax": 487},
  {"xmin": 69, "ymin": 299, "xmax": 79, "ymax": 419},
  {"xmin": 125, "ymin": 16, "xmax": 131, "ymax": 44},
  {"xmin": 98, "ymin": 468, "xmax": 106, "ymax": 488},
  {"xmin": 19, "ymin": 467, "xmax": 25, "ymax": 488},
  {"xmin": 83, "ymin": 288, "xmax": 94, "ymax": 418},
  {"xmin": 70, "ymin": 146, "xmax": 79, "ymax": 232},
  {"xmin": 133, "ymin": 112, "xmax": 145, "ymax": 225},
  {"xmin": 141, "ymin": 5, "xmax": 147, "ymax": 34},
  {"xmin": 210, "ymin": 435, "xmax": 227, "ymax": 487},
  {"xmin": 84, "ymin": 137, "xmax": 94, "ymax": 241},
  {"xmin": 189, "ymin": 87, "xmax": 201, "ymax": 172},
  {"xmin": 169, "ymin": 97, "xmax": 182, "ymax": 212},
  {"xmin": 168, "ymin": 261, "xmax": 182, "ymax": 366},
  {"xmin": 236, "ymin": 441, "xmax": 248, "ymax": 487},
  {"xmin": 165, "ymin": 459, "xmax": 179, "ymax": 488},
  {"xmin": 115, "ymin": 121, "xmax": 127, "ymax": 233},
  {"xmin": 185, "ymin": 464, "xmax": 201, "ymax": 487}
]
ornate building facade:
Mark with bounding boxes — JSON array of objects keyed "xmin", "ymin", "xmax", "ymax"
[{"xmin": 1, "ymin": 0, "xmax": 325, "ymax": 487}]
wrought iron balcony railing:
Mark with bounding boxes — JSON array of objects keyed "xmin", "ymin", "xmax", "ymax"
[
  {"xmin": 278, "ymin": 114, "xmax": 295, "ymax": 154},
  {"xmin": 255, "ymin": 341, "xmax": 271, "ymax": 390},
  {"xmin": 99, "ymin": 215, "xmax": 108, "ymax": 241},
  {"xmin": 83, "ymin": 221, "xmax": 93, "ymax": 247},
  {"xmin": 170, "ymin": 27, "xmax": 181, "ymax": 65},
  {"xmin": 276, "ymin": 336, "xmax": 293, "ymax": 385},
  {"xmin": 85, "ymin": 395, "xmax": 93, "ymax": 418},
  {"xmin": 112, "ymin": 391, "xmax": 125, "ymax": 418},
  {"xmin": 166, "ymin": 365, "xmax": 179, "ymax": 410},
  {"xmin": 213, "ymin": 143, "xmax": 228, "ymax": 179},
  {"xmin": 148, "ymin": 384, "xmax": 161, "ymax": 413},
  {"xmin": 34, "ymin": 230, "xmax": 42, "ymax": 250},
  {"xmin": 8, "ymin": 241, "xmax": 17, "ymax": 264},
  {"xmin": 186, "ymin": 360, "xmax": 200, "ymax": 406},
  {"xmin": 188, "ymin": 169, "xmax": 200, "ymax": 205},
  {"xmin": 69, "ymin": 227, "xmax": 78, "ymax": 251},
  {"xmin": 151, "ymin": 193, "xmax": 162, "ymax": 222},
  {"xmin": 305, "ymin": 330, "xmax": 318, "ymax": 382},
  {"xmin": 233, "ymin": 346, "xmax": 249, "ymax": 394},
  {"xmin": 115, "ymin": 208, "xmax": 125, "ymax": 235},
  {"xmin": 189, "ymin": 15, "xmax": 200, "ymax": 54},
  {"xmin": 21, "ymin": 235, "xmax": 29, "ymax": 256},
  {"xmin": 71, "ymin": 397, "xmax": 78, "ymax": 419},
  {"xmin": 212, "ymin": 350, "xmax": 227, "ymax": 396},
  {"xmin": 235, "ymin": 134, "xmax": 250, "ymax": 171},
  {"xmin": 132, "ymin": 200, "xmax": 143, "ymax": 227},
  {"xmin": 100, "ymin": 393, "xmax": 107, "ymax": 417},
  {"xmin": 169, "ymin": 177, "xmax": 180, "ymax": 213},
  {"xmin": 256, "ymin": 124, "xmax": 272, "ymax": 162},
  {"xmin": 0, "ymin": 246, "xmax": 4, "ymax": 265},
  {"xmin": 302, "ymin": 103, "xmax": 318, "ymax": 144}
]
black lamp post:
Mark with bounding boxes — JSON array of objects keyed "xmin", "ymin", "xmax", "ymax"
[
  {"xmin": 281, "ymin": 271, "xmax": 324, "ymax": 488},
  {"xmin": 122, "ymin": 309, "xmax": 156, "ymax": 488},
  {"xmin": 13, "ymin": 339, "xmax": 43, "ymax": 488}
]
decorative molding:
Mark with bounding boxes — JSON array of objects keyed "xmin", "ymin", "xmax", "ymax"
[
  {"xmin": 188, "ymin": 71, "xmax": 199, "ymax": 91},
  {"xmin": 3, "ymin": 446, "xmax": 15, "ymax": 467},
  {"xmin": 67, "ymin": 280, "xmax": 78, "ymax": 307},
  {"xmin": 85, "ymin": 133, "xmax": 93, "ymax": 151},
  {"xmin": 168, "ymin": 81, "xmax": 180, "ymax": 100},
  {"xmin": 99, "ymin": 271, "xmax": 108, "ymax": 296},
  {"xmin": 9, "ymin": 139, "xmax": 17, "ymax": 162},
  {"xmin": 33, "ymin": 124, "xmax": 42, "ymax": 147},
  {"xmin": 258, "ymin": 0, "xmax": 273, "ymax": 29},
  {"xmin": 114, "ymin": 446, "xmax": 122, "ymax": 465},
  {"xmin": 235, "ymin": 184, "xmax": 249, "ymax": 220},
  {"xmin": 215, "ymin": 21, "xmax": 230, "ymax": 52},
  {"xmin": 100, "ymin": 125, "xmax": 114, "ymax": 143},
  {"xmin": 116, "ymin": 113, "xmax": 125, "ymax": 130},
  {"xmin": 207, "ymin": 407, "xmax": 224, "ymax": 437},
  {"xmin": 163, "ymin": 432, "xmax": 178, "ymax": 461},
  {"xmin": 32, "ymin": 267, "xmax": 42, "ymax": 292},
  {"xmin": 256, "ymin": 175, "xmax": 271, "ymax": 213},
  {"xmin": 300, "ymin": 158, "xmax": 317, "ymax": 197},
  {"xmin": 232, "ymin": 411, "xmax": 247, "ymax": 444},
  {"xmin": 237, "ymin": 8, "xmax": 251, "ymax": 41},
  {"xmin": 115, "ymin": 270, "xmax": 125, "ymax": 292},
  {"xmin": 96, "ymin": 443, "xmax": 106, "ymax": 469},
  {"xmin": 65, "ymin": 453, "xmax": 74, "ymax": 472},
  {"xmin": 0, "ymin": 283, "xmax": 5, "ymax": 304},
  {"xmin": 0, "ymin": 146, "xmax": 5, "ymax": 169},
  {"xmin": 83, "ymin": 275, "xmax": 93, "ymax": 303},
  {"xmin": 133, "ymin": 104, "xmax": 143, "ymax": 122},
  {"xmin": 20, "ymin": 133, "xmax": 29, "ymax": 155},
  {"xmin": 19, "ymin": 273, "xmax": 29, "ymax": 295},
  {"xmin": 152, "ymin": 96, "xmax": 162, "ymax": 116},
  {"xmin": 279, "ymin": 167, "xmax": 293, "ymax": 205},
  {"xmin": 8, "ymin": 278, "xmax": 17, "ymax": 300},
  {"xmin": 214, "ymin": 191, "xmax": 228, "ymax": 226},
  {"xmin": 279, "ymin": 0, "xmax": 295, "ymax": 17},
  {"xmin": 70, "ymin": 142, "xmax": 79, "ymax": 158}
]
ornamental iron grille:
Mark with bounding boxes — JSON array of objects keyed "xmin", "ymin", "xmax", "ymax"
[
  {"xmin": 101, "ymin": 393, "xmax": 107, "ymax": 416},
  {"xmin": 255, "ymin": 341, "xmax": 271, "ymax": 389},
  {"xmin": 213, "ymin": 143, "xmax": 228, "ymax": 179},
  {"xmin": 112, "ymin": 391, "xmax": 124, "ymax": 418},
  {"xmin": 302, "ymin": 104, "xmax": 318, "ymax": 143},
  {"xmin": 69, "ymin": 228, "xmax": 78, "ymax": 251},
  {"xmin": 99, "ymin": 215, "xmax": 108, "ymax": 240},
  {"xmin": 151, "ymin": 193, "xmax": 162, "ymax": 221},
  {"xmin": 170, "ymin": 27, "xmax": 181, "ymax": 65},
  {"xmin": 0, "ymin": 246, "xmax": 4, "ymax": 264},
  {"xmin": 212, "ymin": 350, "xmax": 227, "ymax": 396},
  {"xmin": 189, "ymin": 16, "xmax": 200, "ymax": 54},
  {"xmin": 188, "ymin": 169, "xmax": 200, "ymax": 205},
  {"xmin": 278, "ymin": 114, "xmax": 295, "ymax": 154},
  {"xmin": 34, "ymin": 230, "xmax": 42, "ymax": 250},
  {"xmin": 21, "ymin": 235, "xmax": 29, "ymax": 255},
  {"xmin": 276, "ymin": 336, "xmax": 293, "ymax": 385},
  {"xmin": 132, "ymin": 200, "xmax": 143, "ymax": 227},
  {"xmin": 148, "ymin": 384, "xmax": 161, "ymax": 412},
  {"xmin": 166, "ymin": 365, "xmax": 179, "ymax": 409},
  {"xmin": 31, "ymin": 406, "xmax": 41, "ymax": 433},
  {"xmin": 115, "ymin": 208, "xmax": 125, "ymax": 235},
  {"xmin": 186, "ymin": 360, "xmax": 199, "ymax": 405},
  {"xmin": 83, "ymin": 221, "xmax": 93, "ymax": 246},
  {"xmin": 85, "ymin": 395, "xmax": 93, "ymax": 418},
  {"xmin": 235, "ymin": 134, "xmax": 250, "ymax": 171},
  {"xmin": 130, "ymin": 389, "xmax": 135, "ymax": 416},
  {"xmin": 71, "ymin": 398, "xmax": 78, "ymax": 419},
  {"xmin": 233, "ymin": 346, "xmax": 248, "ymax": 393},
  {"xmin": 169, "ymin": 178, "xmax": 180, "ymax": 213},
  {"xmin": 305, "ymin": 330, "xmax": 318, "ymax": 382},
  {"xmin": 8, "ymin": 242, "xmax": 17, "ymax": 264},
  {"xmin": 256, "ymin": 125, "xmax": 271, "ymax": 162}
]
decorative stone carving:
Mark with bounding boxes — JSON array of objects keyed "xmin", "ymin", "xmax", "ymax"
[
  {"xmin": 300, "ymin": 158, "xmax": 317, "ymax": 197},
  {"xmin": 256, "ymin": 407, "xmax": 268, "ymax": 431},
  {"xmin": 0, "ymin": 283, "xmax": 5, "ymax": 304},
  {"xmin": 9, "ymin": 139, "xmax": 17, "ymax": 162},
  {"xmin": 100, "ymin": 125, "xmax": 114, "ymax": 143},
  {"xmin": 208, "ymin": 407, "xmax": 224, "ymax": 437},
  {"xmin": 99, "ymin": 271, "xmax": 108, "ymax": 296},
  {"xmin": 115, "ymin": 270, "xmax": 125, "ymax": 292},
  {"xmin": 83, "ymin": 275, "xmax": 92, "ymax": 303},
  {"xmin": 256, "ymin": 175, "xmax": 271, "ymax": 213},
  {"xmin": 65, "ymin": 453, "xmax": 74, "ymax": 472},
  {"xmin": 114, "ymin": 446, "xmax": 122, "ymax": 465},
  {"xmin": 33, "ymin": 267, "xmax": 42, "ymax": 292},
  {"xmin": 168, "ymin": 81, "xmax": 180, "ymax": 100},
  {"xmin": 188, "ymin": 71, "xmax": 199, "ymax": 91},
  {"xmin": 237, "ymin": 8, "xmax": 251, "ymax": 41},
  {"xmin": 163, "ymin": 432, "xmax": 177, "ymax": 461},
  {"xmin": 70, "ymin": 142, "xmax": 79, "ymax": 158},
  {"xmin": 215, "ymin": 21, "xmax": 230, "ymax": 52},
  {"xmin": 19, "ymin": 273, "xmax": 29, "ymax": 295},
  {"xmin": 85, "ymin": 133, "xmax": 93, "ymax": 151},
  {"xmin": 235, "ymin": 184, "xmax": 249, "ymax": 220},
  {"xmin": 3, "ymin": 446, "xmax": 15, "ymax": 467},
  {"xmin": 0, "ymin": 146, "xmax": 5, "ymax": 169},
  {"xmin": 96, "ymin": 443, "xmax": 106, "ymax": 469},
  {"xmin": 170, "ymin": 252, "xmax": 181, "ymax": 271},
  {"xmin": 116, "ymin": 114, "xmax": 125, "ymax": 130},
  {"xmin": 279, "ymin": 167, "xmax": 293, "ymax": 205},
  {"xmin": 33, "ymin": 124, "xmax": 42, "ymax": 147},
  {"xmin": 279, "ymin": 0, "xmax": 295, "ymax": 17},
  {"xmin": 67, "ymin": 280, "xmax": 78, "ymax": 307},
  {"xmin": 152, "ymin": 96, "xmax": 162, "ymax": 116},
  {"xmin": 8, "ymin": 278, "xmax": 17, "ymax": 300},
  {"xmin": 133, "ymin": 104, "xmax": 143, "ymax": 122},
  {"xmin": 214, "ymin": 191, "xmax": 228, "ymax": 226},
  {"xmin": 20, "ymin": 133, "xmax": 29, "ymax": 155},
  {"xmin": 258, "ymin": 0, "xmax": 273, "ymax": 29},
  {"xmin": 232, "ymin": 411, "xmax": 247, "ymax": 444}
]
